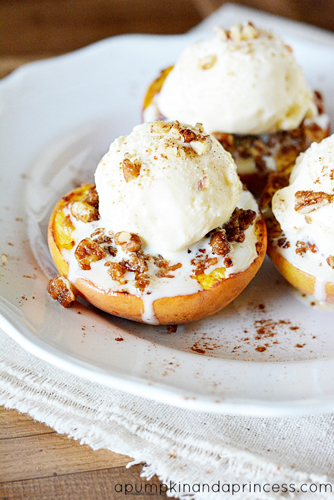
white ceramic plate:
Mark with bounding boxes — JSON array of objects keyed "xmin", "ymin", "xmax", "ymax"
[{"xmin": 1, "ymin": 4, "xmax": 334, "ymax": 416}]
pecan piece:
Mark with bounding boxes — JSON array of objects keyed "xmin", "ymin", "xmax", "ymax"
[
  {"xmin": 169, "ymin": 121, "xmax": 197, "ymax": 143},
  {"xmin": 153, "ymin": 255, "xmax": 182, "ymax": 278},
  {"xmin": 105, "ymin": 261, "xmax": 128, "ymax": 284},
  {"xmin": 114, "ymin": 231, "xmax": 142, "ymax": 252},
  {"xmin": 296, "ymin": 240, "xmax": 318, "ymax": 256},
  {"xmin": 90, "ymin": 228, "xmax": 112, "ymax": 244},
  {"xmin": 47, "ymin": 275, "xmax": 76, "ymax": 308},
  {"xmin": 277, "ymin": 237, "xmax": 290, "ymax": 249},
  {"xmin": 198, "ymin": 176, "xmax": 208, "ymax": 191},
  {"xmin": 224, "ymin": 208, "xmax": 256, "ymax": 243},
  {"xmin": 294, "ymin": 190, "xmax": 333, "ymax": 214},
  {"xmin": 85, "ymin": 185, "xmax": 99, "ymax": 208},
  {"xmin": 71, "ymin": 201, "xmax": 99, "ymax": 223},
  {"xmin": 74, "ymin": 238, "xmax": 106, "ymax": 270},
  {"xmin": 191, "ymin": 135, "xmax": 212, "ymax": 155},
  {"xmin": 210, "ymin": 230, "xmax": 230, "ymax": 256},
  {"xmin": 198, "ymin": 54, "xmax": 217, "ymax": 70},
  {"xmin": 181, "ymin": 128, "xmax": 197, "ymax": 143},
  {"xmin": 326, "ymin": 256, "xmax": 334, "ymax": 269},
  {"xmin": 122, "ymin": 157, "xmax": 141, "ymax": 182}
]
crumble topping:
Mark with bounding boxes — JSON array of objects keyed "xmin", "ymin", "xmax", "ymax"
[
  {"xmin": 224, "ymin": 208, "xmax": 256, "ymax": 243},
  {"xmin": 210, "ymin": 230, "xmax": 230, "ymax": 256},
  {"xmin": 191, "ymin": 251, "xmax": 219, "ymax": 276},
  {"xmin": 149, "ymin": 120, "xmax": 212, "ymax": 157},
  {"xmin": 296, "ymin": 240, "xmax": 318, "ymax": 256},
  {"xmin": 213, "ymin": 93, "xmax": 329, "ymax": 176},
  {"xmin": 213, "ymin": 22, "xmax": 259, "ymax": 43},
  {"xmin": 114, "ymin": 231, "xmax": 142, "ymax": 253},
  {"xmin": 327, "ymin": 256, "xmax": 334, "ymax": 269},
  {"xmin": 74, "ymin": 238, "xmax": 107, "ymax": 270},
  {"xmin": 122, "ymin": 155, "xmax": 142, "ymax": 182},
  {"xmin": 69, "ymin": 185, "xmax": 99, "ymax": 223},
  {"xmin": 47, "ymin": 275, "xmax": 76, "ymax": 308},
  {"xmin": 294, "ymin": 190, "xmax": 333, "ymax": 214},
  {"xmin": 48, "ymin": 185, "xmax": 261, "ymax": 306},
  {"xmin": 277, "ymin": 237, "xmax": 290, "ymax": 249}
]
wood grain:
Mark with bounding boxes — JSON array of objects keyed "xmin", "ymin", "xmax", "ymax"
[
  {"xmin": 1, "ymin": 430, "xmax": 130, "ymax": 482},
  {"xmin": 1, "ymin": 465, "xmax": 167, "ymax": 500},
  {"xmin": 0, "ymin": 409, "xmax": 167, "ymax": 499},
  {"xmin": 0, "ymin": 0, "xmax": 201, "ymax": 56}
]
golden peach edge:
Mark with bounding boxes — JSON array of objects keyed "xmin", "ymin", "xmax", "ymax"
[
  {"xmin": 48, "ymin": 191, "xmax": 268, "ymax": 324},
  {"xmin": 267, "ymin": 240, "xmax": 334, "ymax": 304}
]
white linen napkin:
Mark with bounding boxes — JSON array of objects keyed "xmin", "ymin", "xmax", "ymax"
[{"xmin": 1, "ymin": 329, "xmax": 333, "ymax": 500}]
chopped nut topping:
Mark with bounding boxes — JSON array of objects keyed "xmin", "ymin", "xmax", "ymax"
[
  {"xmin": 229, "ymin": 22, "xmax": 259, "ymax": 42},
  {"xmin": 213, "ymin": 25, "xmax": 228, "ymax": 41},
  {"xmin": 294, "ymin": 190, "xmax": 333, "ymax": 214},
  {"xmin": 210, "ymin": 230, "xmax": 230, "ymax": 256},
  {"xmin": 168, "ymin": 121, "xmax": 211, "ymax": 155},
  {"xmin": 89, "ymin": 228, "xmax": 117, "ymax": 256},
  {"xmin": 277, "ymin": 237, "xmax": 290, "ymax": 249},
  {"xmin": 224, "ymin": 208, "xmax": 256, "ymax": 243},
  {"xmin": 85, "ymin": 185, "xmax": 99, "ymax": 208},
  {"xmin": 122, "ymin": 157, "xmax": 141, "ymax": 182},
  {"xmin": 198, "ymin": 176, "xmax": 208, "ymax": 191},
  {"xmin": 296, "ymin": 240, "xmax": 318, "ymax": 256},
  {"xmin": 191, "ymin": 135, "xmax": 212, "ymax": 155},
  {"xmin": 114, "ymin": 231, "xmax": 142, "ymax": 252},
  {"xmin": 195, "ymin": 122, "xmax": 205, "ymax": 134},
  {"xmin": 198, "ymin": 54, "xmax": 217, "ymax": 70},
  {"xmin": 169, "ymin": 124, "xmax": 183, "ymax": 141},
  {"xmin": 48, "ymin": 275, "xmax": 76, "ymax": 308},
  {"xmin": 124, "ymin": 252, "xmax": 150, "ymax": 274},
  {"xmin": 327, "ymin": 256, "xmax": 334, "ymax": 269},
  {"xmin": 191, "ymin": 252, "xmax": 218, "ymax": 276},
  {"xmin": 241, "ymin": 22, "xmax": 259, "ymax": 40},
  {"xmin": 75, "ymin": 238, "xmax": 107, "ymax": 270},
  {"xmin": 71, "ymin": 201, "xmax": 99, "ymax": 223},
  {"xmin": 153, "ymin": 255, "xmax": 182, "ymax": 278},
  {"xmin": 181, "ymin": 128, "xmax": 197, "ymax": 143},
  {"xmin": 150, "ymin": 121, "xmax": 172, "ymax": 134},
  {"xmin": 224, "ymin": 256, "xmax": 233, "ymax": 268},
  {"xmin": 105, "ymin": 261, "xmax": 128, "ymax": 284},
  {"xmin": 212, "ymin": 95, "xmax": 329, "ymax": 177},
  {"xmin": 90, "ymin": 228, "xmax": 112, "ymax": 244},
  {"xmin": 169, "ymin": 121, "xmax": 197, "ymax": 143}
]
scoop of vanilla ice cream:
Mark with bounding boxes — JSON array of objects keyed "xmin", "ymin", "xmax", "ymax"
[
  {"xmin": 272, "ymin": 134, "xmax": 334, "ymax": 256},
  {"xmin": 95, "ymin": 121, "xmax": 241, "ymax": 253},
  {"xmin": 156, "ymin": 23, "xmax": 317, "ymax": 135}
]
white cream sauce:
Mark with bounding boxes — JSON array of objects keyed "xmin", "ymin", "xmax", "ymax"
[
  {"xmin": 62, "ymin": 189, "xmax": 260, "ymax": 323},
  {"xmin": 272, "ymin": 232, "xmax": 334, "ymax": 303}
]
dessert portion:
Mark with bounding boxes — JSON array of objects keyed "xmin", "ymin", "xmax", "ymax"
[
  {"xmin": 261, "ymin": 134, "xmax": 334, "ymax": 303},
  {"xmin": 48, "ymin": 121, "xmax": 267, "ymax": 324},
  {"xmin": 143, "ymin": 22, "xmax": 330, "ymax": 196}
]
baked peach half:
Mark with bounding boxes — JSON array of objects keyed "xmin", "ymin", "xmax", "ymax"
[
  {"xmin": 261, "ymin": 168, "xmax": 334, "ymax": 304},
  {"xmin": 48, "ymin": 184, "xmax": 267, "ymax": 324}
]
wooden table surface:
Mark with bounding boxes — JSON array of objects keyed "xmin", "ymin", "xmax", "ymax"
[{"xmin": 1, "ymin": 1, "xmax": 333, "ymax": 498}]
